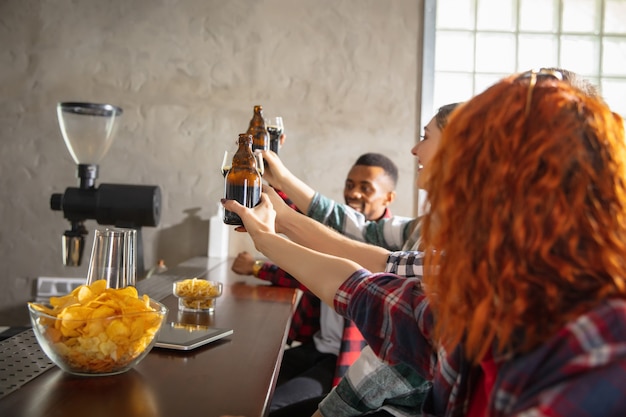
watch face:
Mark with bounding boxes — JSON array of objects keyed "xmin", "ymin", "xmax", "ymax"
[{"xmin": 252, "ymin": 260, "xmax": 265, "ymax": 277}]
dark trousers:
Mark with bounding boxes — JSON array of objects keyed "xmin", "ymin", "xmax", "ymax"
[{"xmin": 269, "ymin": 342, "xmax": 337, "ymax": 414}]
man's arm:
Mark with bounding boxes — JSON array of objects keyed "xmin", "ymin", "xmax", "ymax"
[
  {"xmin": 261, "ymin": 185, "xmax": 391, "ymax": 273},
  {"xmin": 308, "ymin": 192, "xmax": 416, "ymax": 250}
]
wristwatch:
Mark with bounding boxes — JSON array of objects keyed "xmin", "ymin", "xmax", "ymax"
[{"xmin": 252, "ymin": 260, "xmax": 264, "ymax": 277}]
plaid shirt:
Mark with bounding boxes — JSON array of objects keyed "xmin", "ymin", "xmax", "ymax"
[
  {"xmin": 334, "ymin": 251, "xmax": 626, "ymax": 416},
  {"xmin": 320, "ymin": 346, "xmax": 428, "ymax": 417}
]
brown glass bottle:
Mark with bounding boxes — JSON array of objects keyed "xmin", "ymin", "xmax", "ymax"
[
  {"xmin": 223, "ymin": 134, "xmax": 262, "ymax": 226},
  {"xmin": 246, "ymin": 105, "xmax": 269, "ymax": 152}
]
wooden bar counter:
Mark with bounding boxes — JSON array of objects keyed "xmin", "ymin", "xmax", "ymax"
[{"xmin": 0, "ymin": 257, "xmax": 300, "ymax": 417}]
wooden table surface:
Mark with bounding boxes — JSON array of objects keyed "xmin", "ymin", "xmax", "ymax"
[{"xmin": 0, "ymin": 257, "xmax": 300, "ymax": 417}]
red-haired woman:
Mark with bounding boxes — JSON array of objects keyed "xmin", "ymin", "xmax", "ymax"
[{"xmin": 223, "ymin": 70, "xmax": 626, "ymax": 416}]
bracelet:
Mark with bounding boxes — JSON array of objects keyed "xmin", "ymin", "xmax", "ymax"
[{"xmin": 252, "ymin": 260, "xmax": 264, "ymax": 277}]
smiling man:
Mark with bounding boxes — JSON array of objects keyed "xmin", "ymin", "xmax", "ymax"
[{"xmin": 343, "ymin": 153, "xmax": 398, "ymax": 221}]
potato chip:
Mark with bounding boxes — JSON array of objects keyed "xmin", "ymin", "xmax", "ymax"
[{"xmin": 28, "ymin": 279, "xmax": 166, "ymax": 374}]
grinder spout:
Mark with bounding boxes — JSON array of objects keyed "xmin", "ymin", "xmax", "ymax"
[{"xmin": 62, "ymin": 221, "xmax": 88, "ymax": 266}]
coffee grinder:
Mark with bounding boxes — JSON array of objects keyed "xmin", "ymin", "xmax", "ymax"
[{"xmin": 50, "ymin": 102, "xmax": 161, "ymax": 276}]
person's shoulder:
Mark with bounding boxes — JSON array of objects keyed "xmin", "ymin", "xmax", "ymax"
[{"xmin": 525, "ymin": 299, "xmax": 626, "ymax": 369}]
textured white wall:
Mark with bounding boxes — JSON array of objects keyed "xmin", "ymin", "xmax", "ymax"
[{"xmin": 0, "ymin": 0, "xmax": 420, "ymax": 324}]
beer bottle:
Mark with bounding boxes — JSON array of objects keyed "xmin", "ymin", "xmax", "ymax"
[
  {"xmin": 246, "ymin": 105, "xmax": 269, "ymax": 152},
  {"xmin": 223, "ymin": 134, "xmax": 262, "ymax": 226}
]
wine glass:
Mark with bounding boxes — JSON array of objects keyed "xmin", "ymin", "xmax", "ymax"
[
  {"xmin": 255, "ymin": 151, "xmax": 265, "ymax": 176},
  {"xmin": 221, "ymin": 150, "xmax": 232, "ymax": 178},
  {"xmin": 86, "ymin": 227, "xmax": 137, "ymax": 288},
  {"xmin": 265, "ymin": 116, "xmax": 284, "ymax": 154}
]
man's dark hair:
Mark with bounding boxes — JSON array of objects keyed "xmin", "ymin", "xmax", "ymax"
[{"xmin": 354, "ymin": 153, "xmax": 399, "ymax": 187}]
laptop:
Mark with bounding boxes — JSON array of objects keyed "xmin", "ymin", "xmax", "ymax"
[{"xmin": 155, "ymin": 322, "xmax": 233, "ymax": 351}]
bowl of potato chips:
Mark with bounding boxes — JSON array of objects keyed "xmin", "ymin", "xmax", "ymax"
[
  {"xmin": 173, "ymin": 278, "xmax": 223, "ymax": 312},
  {"xmin": 28, "ymin": 280, "xmax": 168, "ymax": 376}
]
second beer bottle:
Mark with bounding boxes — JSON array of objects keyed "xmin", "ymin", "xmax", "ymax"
[
  {"xmin": 223, "ymin": 133, "xmax": 262, "ymax": 226},
  {"xmin": 246, "ymin": 105, "xmax": 269, "ymax": 152}
]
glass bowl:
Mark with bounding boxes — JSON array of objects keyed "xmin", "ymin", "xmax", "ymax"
[
  {"xmin": 28, "ymin": 298, "xmax": 168, "ymax": 376},
  {"xmin": 173, "ymin": 279, "xmax": 223, "ymax": 312}
]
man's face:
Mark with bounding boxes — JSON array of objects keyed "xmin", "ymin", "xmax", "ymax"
[{"xmin": 344, "ymin": 165, "xmax": 395, "ymax": 221}]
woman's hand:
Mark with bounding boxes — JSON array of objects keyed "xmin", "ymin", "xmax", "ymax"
[
  {"xmin": 221, "ymin": 190, "xmax": 277, "ymax": 242},
  {"xmin": 262, "ymin": 185, "xmax": 296, "ymax": 234}
]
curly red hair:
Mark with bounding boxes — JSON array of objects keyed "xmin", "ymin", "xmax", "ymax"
[{"xmin": 422, "ymin": 72, "xmax": 626, "ymax": 363}]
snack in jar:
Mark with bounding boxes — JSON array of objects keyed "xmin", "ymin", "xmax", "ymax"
[{"xmin": 173, "ymin": 278, "xmax": 223, "ymax": 312}]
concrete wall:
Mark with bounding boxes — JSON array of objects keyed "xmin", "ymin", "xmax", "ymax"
[{"xmin": 0, "ymin": 0, "xmax": 421, "ymax": 325}]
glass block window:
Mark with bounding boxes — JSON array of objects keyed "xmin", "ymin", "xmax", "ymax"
[{"xmin": 432, "ymin": 0, "xmax": 626, "ymax": 117}]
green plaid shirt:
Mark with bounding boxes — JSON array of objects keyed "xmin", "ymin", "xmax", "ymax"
[{"xmin": 320, "ymin": 346, "xmax": 428, "ymax": 416}]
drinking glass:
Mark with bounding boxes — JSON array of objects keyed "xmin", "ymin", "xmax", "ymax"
[
  {"xmin": 255, "ymin": 151, "xmax": 265, "ymax": 176},
  {"xmin": 221, "ymin": 150, "xmax": 232, "ymax": 178},
  {"xmin": 265, "ymin": 116, "xmax": 284, "ymax": 154},
  {"xmin": 86, "ymin": 227, "xmax": 137, "ymax": 288}
]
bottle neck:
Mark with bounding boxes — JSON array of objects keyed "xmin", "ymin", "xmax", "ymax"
[{"xmin": 232, "ymin": 140, "xmax": 257, "ymax": 170}]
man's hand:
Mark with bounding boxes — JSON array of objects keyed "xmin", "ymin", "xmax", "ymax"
[
  {"xmin": 258, "ymin": 150, "xmax": 286, "ymax": 189},
  {"xmin": 231, "ymin": 251, "xmax": 255, "ymax": 275},
  {"xmin": 258, "ymin": 150, "xmax": 317, "ymax": 213}
]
